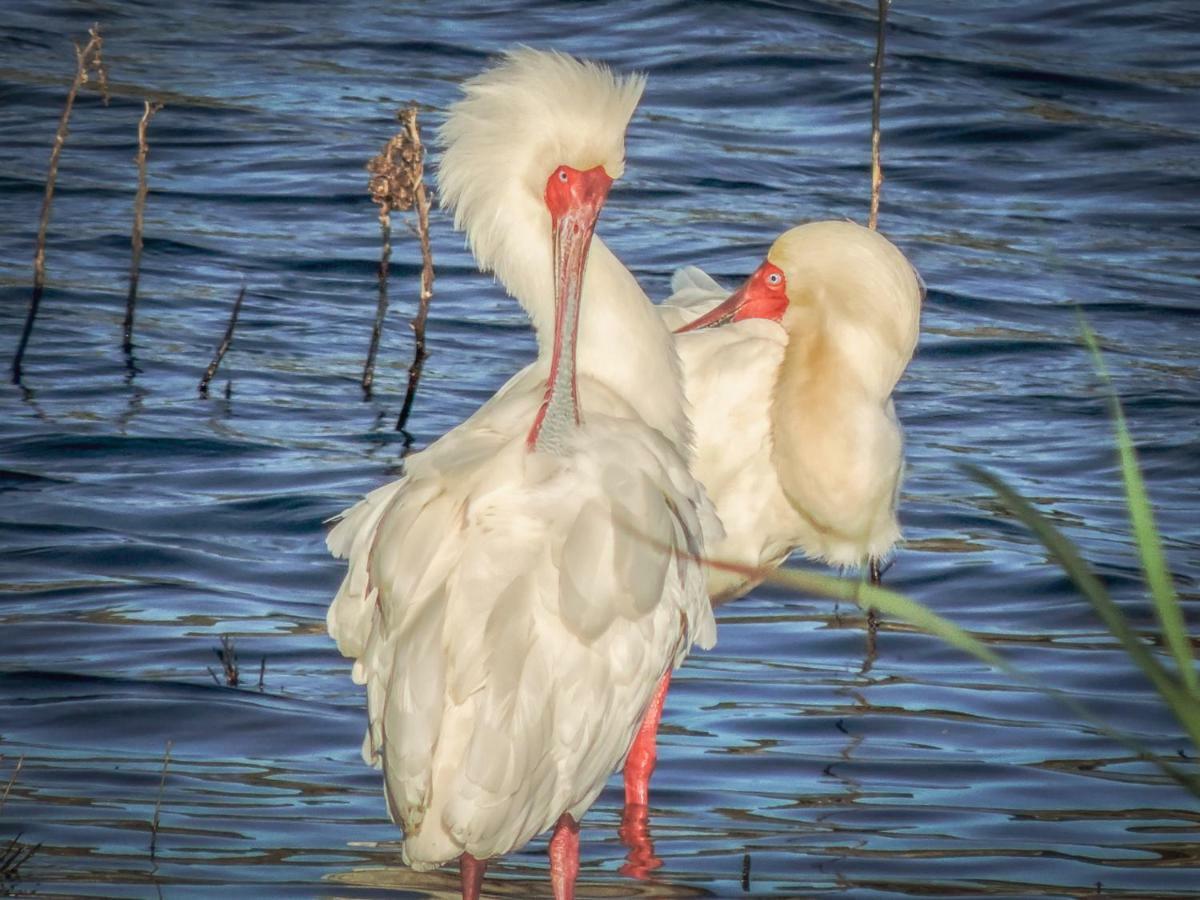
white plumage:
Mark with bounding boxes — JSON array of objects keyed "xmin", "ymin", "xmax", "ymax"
[
  {"xmin": 326, "ymin": 49, "xmax": 718, "ymax": 894},
  {"xmin": 665, "ymin": 220, "xmax": 923, "ymax": 600}
]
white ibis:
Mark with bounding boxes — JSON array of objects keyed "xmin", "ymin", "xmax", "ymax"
[
  {"xmin": 610, "ymin": 222, "xmax": 923, "ymax": 811},
  {"xmin": 614, "ymin": 222, "xmax": 921, "ymax": 816},
  {"xmin": 667, "ymin": 220, "xmax": 923, "ymax": 599},
  {"xmin": 326, "ymin": 49, "xmax": 718, "ymax": 900}
]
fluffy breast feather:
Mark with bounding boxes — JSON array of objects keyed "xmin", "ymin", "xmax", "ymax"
[{"xmin": 672, "ymin": 315, "xmax": 794, "ymax": 599}]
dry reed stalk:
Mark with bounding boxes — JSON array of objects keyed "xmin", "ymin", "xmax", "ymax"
[
  {"xmin": 868, "ymin": 0, "xmax": 889, "ymax": 230},
  {"xmin": 198, "ymin": 286, "xmax": 246, "ymax": 398},
  {"xmin": 0, "ymin": 756, "xmax": 37, "ymax": 880},
  {"xmin": 12, "ymin": 24, "xmax": 109, "ymax": 383},
  {"xmin": 864, "ymin": 0, "xmax": 890, "ymax": 654},
  {"xmin": 1, "ymin": 834, "xmax": 39, "ymax": 880},
  {"xmin": 363, "ymin": 105, "xmax": 435, "ymax": 428},
  {"xmin": 0, "ymin": 756, "xmax": 22, "ymax": 815},
  {"xmin": 866, "ymin": 556, "xmax": 884, "ymax": 636},
  {"xmin": 362, "ymin": 140, "xmax": 395, "ymax": 395},
  {"xmin": 124, "ymin": 99, "xmax": 163, "ymax": 355},
  {"xmin": 149, "ymin": 740, "xmax": 172, "ymax": 857},
  {"xmin": 206, "ymin": 634, "xmax": 240, "ymax": 686},
  {"xmin": 396, "ymin": 108, "xmax": 436, "ymax": 432}
]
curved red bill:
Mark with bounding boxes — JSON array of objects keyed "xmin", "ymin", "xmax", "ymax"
[{"xmin": 674, "ymin": 260, "xmax": 788, "ymax": 333}]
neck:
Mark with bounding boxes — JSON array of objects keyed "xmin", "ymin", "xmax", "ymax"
[
  {"xmin": 528, "ymin": 233, "xmax": 583, "ymax": 453},
  {"xmin": 575, "ymin": 239, "xmax": 693, "ymax": 448},
  {"xmin": 491, "ymin": 197, "xmax": 691, "ymax": 449},
  {"xmin": 770, "ymin": 322, "xmax": 873, "ymax": 478},
  {"xmin": 772, "ymin": 323, "xmax": 858, "ymax": 417}
]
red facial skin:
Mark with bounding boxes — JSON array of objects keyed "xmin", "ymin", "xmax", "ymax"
[
  {"xmin": 544, "ymin": 164, "xmax": 613, "ymax": 224},
  {"xmin": 674, "ymin": 260, "xmax": 789, "ymax": 333}
]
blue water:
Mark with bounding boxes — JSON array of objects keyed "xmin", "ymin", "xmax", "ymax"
[{"xmin": 1, "ymin": 1, "xmax": 1197, "ymax": 896}]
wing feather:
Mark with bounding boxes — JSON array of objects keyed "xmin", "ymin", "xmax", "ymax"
[
  {"xmin": 670, "ymin": 264, "xmax": 725, "ymax": 298},
  {"xmin": 608, "ymin": 467, "xmax": 672, "ymax": 617},
  {"xmin": 657, "ymin": 265, "xmax": 730, "ymax": 330},
  {"xmin": 328, "ymin": 408, "xmax": 719, "ymax": 869},
  {"xmin": 558, "ymin": 497, "xmax": 619, "ymax": 641},
  {"xmin": 379, "ymin": 588, "xmax": 446, "ymax": 829}
]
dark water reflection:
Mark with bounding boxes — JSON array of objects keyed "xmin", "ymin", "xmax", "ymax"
[{"xmin": 1, "ymin": 1, "xmax": 1197, "ymax": 896}]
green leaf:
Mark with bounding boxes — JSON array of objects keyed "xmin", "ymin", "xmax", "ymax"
[
  {"xmin": 1078, "ymin": 318, "xmax": 1197, "ymax": 694},
  {"xmin": 761, "ymin": 563, "xmax": 1200, "ymax": 798},
  {"xmin": 962, "ymin": 464, "xmax": 1200, "ymax": 751},
  {"xmin": 764, "ymin": 566, "xmax": 1006, "ymax": 668}
]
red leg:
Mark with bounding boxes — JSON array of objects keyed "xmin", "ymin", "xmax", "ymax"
[
  {"xmin": 623, "ymin": 671, "xmax": 671, "ymax": 808},
  {"xmin": 460, "ymin": 852, "xmax": 486, "ymax": 900},
  {"xmin": 548, "ymin": 813, "xmax": 580, "ymax": 900}
]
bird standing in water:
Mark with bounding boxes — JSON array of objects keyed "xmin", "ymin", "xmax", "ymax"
[
  {"xmin": 612, "ymin": 221, "xmax": 923, "ymax": 812},
  {"xmin": 666, "ymin": 219, "xmax": 923, "ymax": 601},
  {"xmin": 326, "ymin": 50, "xmax": 719, "ymax": 900}
]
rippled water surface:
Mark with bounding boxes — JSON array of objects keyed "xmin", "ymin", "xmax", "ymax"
[{"xmin": 2, "ymin": 1, "xmax": 1198, "ymax": 896}]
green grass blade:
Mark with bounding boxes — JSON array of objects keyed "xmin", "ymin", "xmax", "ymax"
[
  {"xmin": 1079, "ymin": 319, "xmax": 1197, "ymax": 694},
  {"xmin": 761, "ymin": 564, "xmax": 1200, "ymax": 798},
  {"xmin": 963, "ymin": 464, "xmax": 1200, "ymax": 749},
  {"xmin": 765, "ymin": 566, "xmax": 1007, "ymax": 669},
  {"xmin": 633, "ymin": 511, "xmax": 1200, "ymax": 794}
]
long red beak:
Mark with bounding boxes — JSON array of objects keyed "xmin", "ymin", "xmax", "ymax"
[
  {"xmin": 551, "ymin": 166, "xmax": 613, "ymax": 332},
  {"xmin": 527, "ymin": 165, "xmax": 613, "ymax": 449},
  {"xmin": 674, "ymin": 260, "xmax": 788, "ymax": 334}
]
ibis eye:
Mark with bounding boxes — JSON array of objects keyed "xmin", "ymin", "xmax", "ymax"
[
  {"xmin": 557, "ymin": 169, "xmax": 569, "ymax": 182},
  {"xmin": 767, "ymin": 272, "xmax": 782, "ymax": 286}
]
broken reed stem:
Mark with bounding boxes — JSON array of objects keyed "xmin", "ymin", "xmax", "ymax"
[
  {"xmin": 124, "ymin": 100, "xmax": 163, "ymax": 355},
  {"xmin": 396, "ymin": 107, "xmax": 436, "ymax": 433},
  {"xmin": 868, "ymin": 0, "xmax": 889, "ymax": 231},
  {"xmin": 361, "ymin": 114, "xmax": 407, "ymax": 396},
  {"xmin": 205, "ymin": 634, "xmax": 239, "ymax": 686},
  {"xmin": 0, "ymin": 756, "xmax": 24, "ymax": 814},
  {"xmin": 1, "ymin": 834, "xmax": 40, "ymax": 880},
  {"xmin": 222, "ymin": 635, "xmax": 238, "ymax": 685},
  {"xmin": 361, "ymin": 203, "xmax": 392, "ymax": 395},
  {"xmin": 149, "ymin": 740, "xmax": 172, "ymax": 857},
  {"xmin": 363, "ymin": 104, "xmax": 435, "ymax": 427},
  {"xmin": 198, "ymin": 285, "xmax": 246, "ymax": 397},
  {"xmin": 12, "ymin": 23, "xmax": 108, "ymax": 383}
]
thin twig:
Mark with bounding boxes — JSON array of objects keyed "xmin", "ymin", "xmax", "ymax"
[
  {"xmin": 1, "ymin": 758, "xmax": 37, "ymax": 880},
  {"xmin": 868, "ymin": 0, "xmax": 889, "ymax": 230},
  {"xmin": 361, "ymin": 200, "xmax": 392, "ymax": 396},
  {"xmin": 208, "ymin": 634, "xmax": 239, "ymax": 686},
  {"xmin": 362, "ymin": 118, "xmax": 410, "ymax": 395},
  {"xmin": 363, "ymin": 104, "xmax": 436, "ymax": 422},
  {"xmin": 0, "ymin": 756, "xmax": 23, "ymax": 817},
  {"xmin": 125, "ymin": 99, "xmax": 164, "ymax": 356},
  {"xmin": 1, "ymin": 834, "xmax": 40, "ymax": 880},
  {"xmin": 13, "ymin": 24, "xmax": 108, "ymax": 383},
  {"xmin": 396, "ymin": 107, "xmax": 436, "ymax": 433},
  {"xmin": 149, "ymin": 740, "xmax": 172, "ymax": 858},
  {"xmin": 257, "ymin": 656, "xmax": 265, "ymax": 691},
  {"xmin": 199, "ymin": 286, "xmax": 246, "ymax": 397}
]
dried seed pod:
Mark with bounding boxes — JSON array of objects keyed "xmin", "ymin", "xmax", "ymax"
[{"xmin": 367, "ymin": 107, "xmax": 426, "ymax": 215}]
